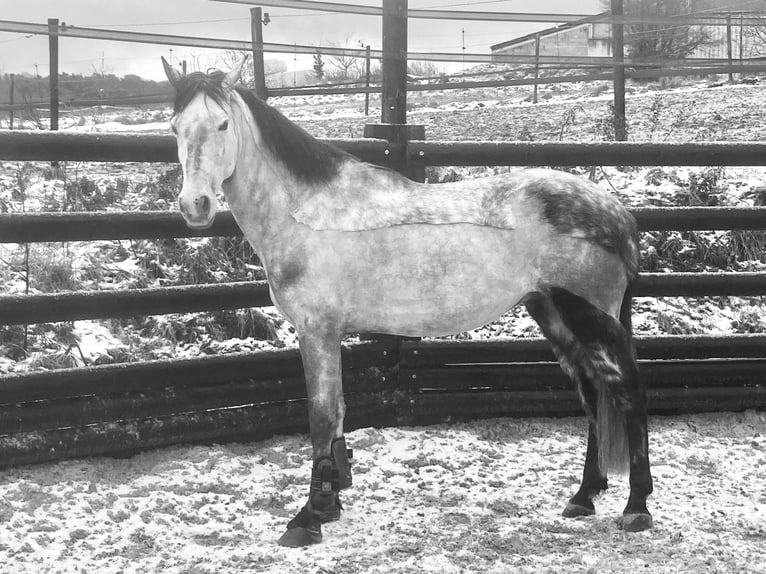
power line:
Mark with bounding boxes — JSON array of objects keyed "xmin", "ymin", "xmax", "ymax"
[
  {"xmin": 84, "ymin": 18, "xmax": 249, "ymax": 28},
  {"xmin": 0, "ymin": 34, "xmax": 33, "ymax": 44},
  {"xmin": 419, "ymin": 0, "xmax": 516, "ymax": 8}
]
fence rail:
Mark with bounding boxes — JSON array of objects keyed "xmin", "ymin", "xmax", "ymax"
[
  {"xmin": 5, "ymin": 62, "xmax": 766, "ymax": 112},
  {"xmin": 0, "ymin": 130, "xmax": 392, "ymax": 164},
  {"xmin": 1, "ymin": 338, "xmax": 765, "ymax": 469},
  {"xmin": 3, "ymin": 206, "xmax": 766, "ymax": 244},
  {"xmin": 7, "ymin": 131, "xmax": 766, "ymax": 167},
  {"xmin": 1, "ymin": 271, "xmax": 764, "ymax": 326}
]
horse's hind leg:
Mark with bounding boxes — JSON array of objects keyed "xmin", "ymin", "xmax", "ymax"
[
  {"xmin": 564, "ymin": 414, "xmax": 608, "ymax": 517},
  {"xmin": 277, "ymin": 327, "xmax": 352, "ymax": 547},
  {"xmin": 525, "ymin": 286, "xmax": 653, "ymax": 531}
]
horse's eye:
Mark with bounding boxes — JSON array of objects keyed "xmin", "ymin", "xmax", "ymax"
[
  {"xmin": 171, "ymin": 124, "xmax": 178, "ymax": 135},
  {"xmin": 218, "ymin": 120, "xmax": 229, "ymax": 131}
]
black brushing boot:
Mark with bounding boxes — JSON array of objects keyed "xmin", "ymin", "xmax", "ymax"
[{"xmin": 278, "ymin": 437, "xmax": 352, "ymax": 547}]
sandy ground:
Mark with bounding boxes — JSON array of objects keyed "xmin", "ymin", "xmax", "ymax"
[{"xmin": 1, "ymin": 411, "xmax": 764, "ymax": 574}]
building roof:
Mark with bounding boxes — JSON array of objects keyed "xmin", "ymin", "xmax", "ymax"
[
  {"xmin": 490, "ymin": 3, "xmax": 766, "ymax": 54},
  {"xmin": 490, "ymin": 11, "xmax": 608, "ymax": 52}
]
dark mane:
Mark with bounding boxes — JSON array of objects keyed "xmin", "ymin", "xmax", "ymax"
[
  {"xmin": 171, "ymin": 71, "xmax": 351, "ymax": 184},
  {"xmin": 235, "ymin": 87, "xmax": 352, "ymax": 183},
  {"xmin": 172, "ymin": 71, "xmax": 228, "ymax": 114}
]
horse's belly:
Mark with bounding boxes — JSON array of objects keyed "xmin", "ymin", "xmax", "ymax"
[{"xmin": 337, "ymin": 225, "xmax": 535, "ymax": 337}]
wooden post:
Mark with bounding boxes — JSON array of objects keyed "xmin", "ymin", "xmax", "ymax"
[
  {"xmin": 740, "ymin": 16, "xmax": 744, "ymax": 66},
  {"xmin": 533, "ymin": 33, "xmax": 540, "ymax": 104},
  {"xmin": 610, "ymin": 0, "xmax": 626, "ymax": 141},
  {"xmin": 726, "ymin": 15, "xmax": 733, "ymax": 83},
  {"xmin": 250, "ymin": 7, "xmax": 268, "ymax": 100},
  {"xmin": 364, "ymin": 0, "xmax": 424, "ymax": 182},
  {"xmin": 8, "ymin": 74, "xmax": 14, "ymax": 130},
  {"xmin": 48, "ymin": 18, "xmax": 59, "ymax": 131},
  {"xmin": 381, "ymin": 0, "xmax": 407, "ymax": 125},
  {"xmin": 365, "ymin": 44, "xmax": 371, "ymax": 117}
]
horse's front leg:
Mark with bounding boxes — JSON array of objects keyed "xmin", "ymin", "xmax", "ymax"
[{"xmin": 278, "ymin": 328, "xmax": 352, "ymax": 547}]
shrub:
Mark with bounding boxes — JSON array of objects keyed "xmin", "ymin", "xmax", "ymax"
[
  {"xmin": 732, "ymin": 306, "xmax": 766, "ymax": 333},
  {"xmin": 64, "ymin": 176, "xmax": 122, "ymax": 211}
]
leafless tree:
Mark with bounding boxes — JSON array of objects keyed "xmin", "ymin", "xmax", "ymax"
[
  {"xmin": 601, "ymin": 0, "xmax": 717, "ymax": 61},
  {"xmin": 217, "ymin": 51, "xmax": 254, "ymax": 88},
  {"xmin": 408, "ymin": 60, "xmax": 441, "ymax": 78},
  {"xmin": 326, "ymin": 36, "xmax": 365, "ymax": 81}
]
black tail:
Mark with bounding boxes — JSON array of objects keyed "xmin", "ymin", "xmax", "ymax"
[
  {"xmin": 527, "ymin": 286, "xmax": 636, "ymax": 476},
  {"xmin": 596, "ymin": 284, "xmax": 635, "ymax": 476}
]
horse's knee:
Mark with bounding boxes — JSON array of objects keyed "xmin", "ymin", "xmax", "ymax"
[{"xmin": 308, "ymin": 395, "xmax": 345, "ymax": 447}]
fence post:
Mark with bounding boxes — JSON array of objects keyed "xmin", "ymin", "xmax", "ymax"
[
  {"xmin": 533, "ymin": 33, "xmax": 540, "ymax": 104},
  {"xmin": 48, "ymin": 18, "xmax": 59, "ymax": 131},
  {"xmin": 8, "ymin": 74, "xmax": 14, "ymax": 130},
  {"xmin": 727, "ymin": 15, "xmax": 733, "ymax": 83},
  {"xmin": 381, "ymin": 0, "xmax": 407, "ymax": 125},
  {"xmin": 610, "ymin": 0, "xmax": 626, "ymax": 141},
  {"xmin": 250, "ymin": 7, "xmax": 268, "ymax": 100},
  {"xmin": 364, "ymin": 0, "xmax": 424, "ymax": 181},
  {"xmin": 365, "ymin": 44, "xmax": 371, "ymax": 117},
  {"xmin": 362, "ymin": 0, "xmax": 421, "ymax": 411}
]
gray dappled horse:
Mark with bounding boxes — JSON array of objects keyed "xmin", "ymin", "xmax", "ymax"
[{"xmin": 162, "ymin": 58, "xmax": 653, "ymax": 547}]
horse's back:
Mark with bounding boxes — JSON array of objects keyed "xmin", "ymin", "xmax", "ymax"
[{"xmin": 291, "ymin": 165, "xmax": 638, "ymax": 279}]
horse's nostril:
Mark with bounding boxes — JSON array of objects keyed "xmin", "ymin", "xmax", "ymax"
[{"xmin": 198, "ymin": 195, "xmax": 211, "ymax": 214}]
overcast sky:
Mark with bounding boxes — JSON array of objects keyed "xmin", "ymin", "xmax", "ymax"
[{"xmin": 0, "ymin": 0, "xmax": 601, "ymax": 80}]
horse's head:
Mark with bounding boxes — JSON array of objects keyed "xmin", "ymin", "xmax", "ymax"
[{"xmin": 162, "ymin": 58, "xmax": 245, "ymax": 229}]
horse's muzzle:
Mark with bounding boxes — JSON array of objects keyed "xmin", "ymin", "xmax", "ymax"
[{"xmin": 178, "ymin": 191, "xmax": 215, "ymax": 229}]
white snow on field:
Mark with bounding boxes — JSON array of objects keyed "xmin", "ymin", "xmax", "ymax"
[
  {"xmin": 71, "ymin": 121, "xmax": 170, "ymax": 134},
  {"xmin": 0, "ymin": 412, "xmax": 764, "ymax": 573}
]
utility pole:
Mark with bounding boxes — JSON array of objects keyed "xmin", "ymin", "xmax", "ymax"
[{"xmin": 461, "ymin": 27, "xmax": 466, "ymax": 77}]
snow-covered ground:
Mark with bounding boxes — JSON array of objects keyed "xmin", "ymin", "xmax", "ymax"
[{"xmin": 1, "ymin": 411, "xmax": 764, "ymax": 573}]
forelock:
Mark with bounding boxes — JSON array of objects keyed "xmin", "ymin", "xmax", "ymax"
[{"xmin": 171, "ymin": 71, "xmax": 228, "ymax": 115}]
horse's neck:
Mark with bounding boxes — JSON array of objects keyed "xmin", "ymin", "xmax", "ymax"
[{"xmin": 222, "ymin": 100, "xmax": 295, "ymax": 256}]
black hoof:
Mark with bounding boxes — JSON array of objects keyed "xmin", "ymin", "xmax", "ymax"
[
  {"xmin": 280, "ymin": 500, "xmax": 342, "ymax": 547},
  {"xmin": 562, "ymin": 502, "xmax": 595, "ymax": 518},
  {"xmin": 619, "ymin": 512, "xmax": 653, "ymax": 532},
  {"xmin": 278, "ymin": 525, "xmax": 322, "ymax": 547}
]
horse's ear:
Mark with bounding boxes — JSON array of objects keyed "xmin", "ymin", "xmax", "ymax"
[
  {"xmin": 223, "ymin": 57, "xmax": 248, "ymax": 89},
  {"xmin": 162, "ymin": 56, "xmax": 182, "ymax": 88}
]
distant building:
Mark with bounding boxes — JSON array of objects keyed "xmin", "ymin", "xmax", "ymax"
[
  {"xmin": 491, "ymin": 13, "xmax": 613, "ymax": 61},
  {"xmin": 490, "ymin": 3, "xmax": 766, "ymax": 63}
]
